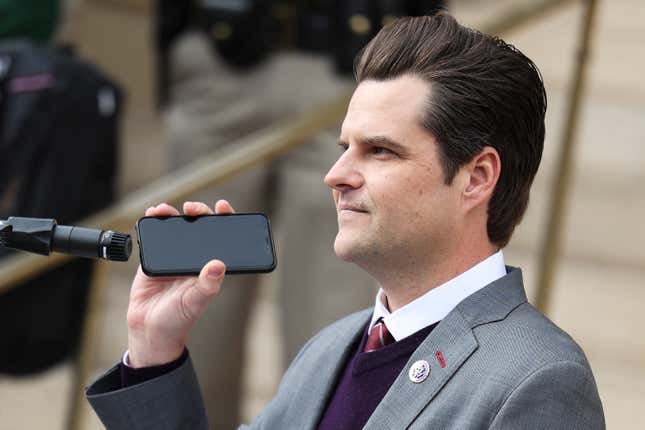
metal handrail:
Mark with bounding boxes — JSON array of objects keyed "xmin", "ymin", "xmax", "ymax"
[{"xmin": 535, "ymin": 0, "xmax": 599, "ymax": 312}]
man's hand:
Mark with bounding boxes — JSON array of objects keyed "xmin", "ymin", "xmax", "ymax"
[{"xmin": 126, "ymin": 200, "xmax": 235, "ymax": 367}]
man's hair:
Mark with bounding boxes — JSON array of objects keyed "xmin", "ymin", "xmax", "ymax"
[{"xmin": 355, "ymin": 13, "xmax": 546, "ymax": 247}]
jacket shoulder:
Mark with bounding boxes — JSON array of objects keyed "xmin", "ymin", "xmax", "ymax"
[
  {"xmin": 483, "ymin": 304, "xmax": 605, "ymax": 429},
  {"xmin": 473, "ymin": 301, "xmax": 595, "ymax": 383}
]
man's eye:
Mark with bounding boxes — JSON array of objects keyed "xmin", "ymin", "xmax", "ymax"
[
  {"xmin": 338, "ymin": 143, "xmax": 348, "ymax": 152},
  {"xmin": 373, "ymin": 147, "xmax": 393, "ymax": 155}
]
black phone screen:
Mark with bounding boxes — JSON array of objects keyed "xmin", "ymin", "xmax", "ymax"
[{"xmin": 136, "ymin": 213, "xmax": 276, "ymax": 276}]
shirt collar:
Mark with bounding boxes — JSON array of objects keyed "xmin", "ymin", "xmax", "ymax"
[{"xmin": 369, "ymin": 250, "xmax": 507, "ymax": 341}]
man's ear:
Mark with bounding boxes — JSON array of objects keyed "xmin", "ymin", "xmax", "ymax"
[{"xmin": 463, "ymin": 146, "xmax": 501, "ymax": 211}]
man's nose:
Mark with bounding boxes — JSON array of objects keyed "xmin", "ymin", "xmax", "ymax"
[{"xmin": 324, "ymin": 151, "xmax": 363, "ymax": 192}]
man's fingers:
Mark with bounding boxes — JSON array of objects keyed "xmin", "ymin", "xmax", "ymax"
[
  {"xmin": 145, "ymin": 203, "xmax": 180, "ymax": 217},
  {"xmin": 182, "ymin": 260, "xmax": 226, "ymax": 320},
  {"xmin": 215, "ymin": 199, "xmax": 236, "ymax": 214},
  {"xmin": 183, "ymin": 201, "xmax": 214, "ymax": 216}
]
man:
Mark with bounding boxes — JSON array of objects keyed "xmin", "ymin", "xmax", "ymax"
[{"xmin": 87, "ymin": 13, "xmax": 605, "ymax": 429}]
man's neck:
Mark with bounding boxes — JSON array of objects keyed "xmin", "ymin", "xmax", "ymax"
[{"xmin": 372, "ymin": 245, "xmax": 499, "ymax": 312}]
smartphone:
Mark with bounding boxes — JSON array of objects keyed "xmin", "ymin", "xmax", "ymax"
[{"xmin": 136, "ymin": 213, "xmax": 276, "ymax": 276}]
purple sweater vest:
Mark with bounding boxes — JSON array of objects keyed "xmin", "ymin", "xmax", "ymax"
[{"xmin": 317, "ymin": 322, "xmax": 437, "ymax": 430}]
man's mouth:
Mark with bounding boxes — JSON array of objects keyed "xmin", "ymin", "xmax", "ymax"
[{"xmin": 338, "ymin": 203, "xmax": 368, "ymax": 213}]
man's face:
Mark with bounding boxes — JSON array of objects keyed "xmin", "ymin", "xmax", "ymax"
[{"xmin": 324, "ymin": 75, "xmax": 464, "ymax": 271}]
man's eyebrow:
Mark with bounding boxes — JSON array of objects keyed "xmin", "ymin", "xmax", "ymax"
[
  {"xmin": 363, "ymin": 135, "xmax": 409, "ymax": 153},
  {"xmin": 336, "ymin": 135, "xmax": 410, "ymax": 154}
]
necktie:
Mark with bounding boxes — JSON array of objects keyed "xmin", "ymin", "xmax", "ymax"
[{"xmin": 364, "ymin": 318, "xmax": 395, "ymax": 352}]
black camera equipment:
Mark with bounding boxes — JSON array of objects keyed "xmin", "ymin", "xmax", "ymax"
[
  {"xmin": 154, "ymin": 1, "xmax": 448, "ymax": 106},
  {"xmin": 195, "ymin": 0, "xmax": 279, "ymax": 68},
  {"xmin": 331, "ymin": 0, "xmax": 447, "ymax": 75},
  {"xmin": 0, "ymin": 217, "xmax": 131, "ymax": 261},
  {"xmin": 155, "ymin": 0, "xmax": 281, "ymax": 108},
  {"xmin": 0, "ymin": 39, "xmax": 123, "ymax": 375}
]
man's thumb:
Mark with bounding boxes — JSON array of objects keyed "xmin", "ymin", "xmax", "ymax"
[
  {"xmin": 183, "ymin": 260, "xmax": 226, "ymax": 320},
  {"xmin": 198, "ymin": 260, "xmax": 226, "ymax": 296}
]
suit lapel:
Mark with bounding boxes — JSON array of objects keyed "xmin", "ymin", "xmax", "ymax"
[
  {"xmin": 364, "ymin": 267, "xmax": 527, "ymax": 429},
  {"xmin": 364, "ymin": 309, "xmax": 477, "ymax": 429}
]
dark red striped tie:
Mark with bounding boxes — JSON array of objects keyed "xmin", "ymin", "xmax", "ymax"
[{"xmin": 364, "ymin": 318, "xmax": 395, "ymax": 352}]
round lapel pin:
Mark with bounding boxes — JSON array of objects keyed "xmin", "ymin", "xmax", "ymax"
[{"xmin": 409, "ymin": 360, "xmax": 430, "ymax": 383}]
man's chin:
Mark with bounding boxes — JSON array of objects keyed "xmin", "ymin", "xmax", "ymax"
[
  {"xmin": 333, "ymin": 235, "xmax": 368, "ymax": 263},
  {"xmin": 333, "ymin": 242, "xmax": 353, "ymax": 262}
]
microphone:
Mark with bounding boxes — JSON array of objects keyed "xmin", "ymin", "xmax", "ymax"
[{"xmin": 0, "ymin": 217, "xmax": 131, "ymax": 261}]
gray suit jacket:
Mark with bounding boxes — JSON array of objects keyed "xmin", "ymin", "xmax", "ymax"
[{"xmin": 87, "ymin": 267, "xmax": 605, "ymax": 429}]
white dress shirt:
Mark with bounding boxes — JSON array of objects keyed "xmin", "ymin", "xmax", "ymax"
[{"xmin": 368, "ymin": 250, "xmax": 507, "ymax": 341}]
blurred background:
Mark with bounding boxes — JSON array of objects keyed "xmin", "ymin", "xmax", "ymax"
[{"xmin": 0, "ymin": 0, "xmax": 643, "ymax": 429}]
